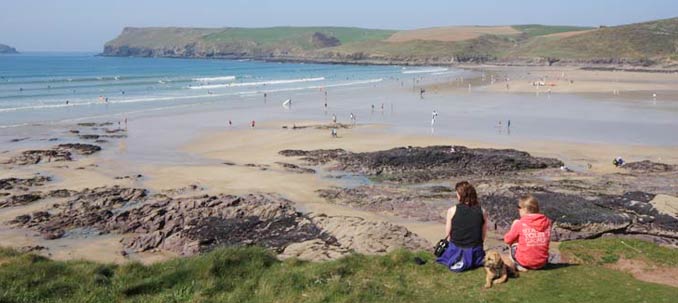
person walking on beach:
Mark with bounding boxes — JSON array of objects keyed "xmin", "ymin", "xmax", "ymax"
[
  {"xmin": 264, "ymin": 93, "xmax": 267, "ymax": 103},
  {"xmin": 507, "ymin": 120, "xmax": 511, "ymax": 128},
  {"xmin": 251, "ymin": 120, "xmax": 256, "ymax": 128},
  {"xmin": 332, "ymin": 114, "xmax": 337, "ymax": 124},
  {"xmin": 228, "ymin": 120, "xmax": 232, "ymax": 127},
  {"xmin": 350, "ymin": 113, "xmax": 356, "ymax": 126}
]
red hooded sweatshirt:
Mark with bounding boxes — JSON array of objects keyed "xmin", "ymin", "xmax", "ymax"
[{"xmin": 503, "ymin": 213, "xmax": 551, "ymax": 269}]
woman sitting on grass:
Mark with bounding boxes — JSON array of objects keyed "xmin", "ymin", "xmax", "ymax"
[
  {"xmin": 504, "ymin": 195, "xmax": 551, "ymax": 271},
  {"xmin": 436, "ymin": 181, "xmax": 488, "ymax": 272}
]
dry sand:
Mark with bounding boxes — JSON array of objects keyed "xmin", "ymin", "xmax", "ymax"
[{"xmin": 466, "ymin": 66, "xmax": 678, "ymax": 97}]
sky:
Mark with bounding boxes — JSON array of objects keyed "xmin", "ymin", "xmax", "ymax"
[{"xmin": 1, "ymin": 0, "xmax": 676, "ymax": 52}]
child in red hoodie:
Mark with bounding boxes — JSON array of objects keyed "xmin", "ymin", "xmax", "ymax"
[{"xmin": 504, "ymin": 195, "xmax": 551, "ymax": 271}]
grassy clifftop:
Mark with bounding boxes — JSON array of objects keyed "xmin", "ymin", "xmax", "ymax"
[
  {"xmin": 1, "ymin": 238, "xmax": 677, "ymax": 302},
  {"xmin": 103, "ymin": 18, "xmax": 678, "ymax": 66}
]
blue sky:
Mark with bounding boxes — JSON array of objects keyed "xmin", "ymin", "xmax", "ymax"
[{"xmin": 1, "ymin": 0, "xmax": 676, "ymax": 51}]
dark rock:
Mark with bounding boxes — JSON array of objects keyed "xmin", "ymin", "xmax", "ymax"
[
  {"xmin": 79, "ymin": 134, "xmax": 100, "ymax": 140},
  {"xmin": 0, "ymin": 176, "xmax": 51, "ymax": 190},
  {"xmin": 281, "ymin": 146, "xmax": 563, "ymax": 182},
  {"xmin": 0, "ymin": 193, "xmax": 43, "ymax": 208},
  {"xmin": 10, "ymin": 137, "xmax": 29, "ymax": 143},
  {"xmin": 481, "ymin": 187, "xmax": 677, "ymax": 244},
  {"xmin": 47, "ymin": 189, "xmax": 77, "ymax": 198},
  {"xmin": 69, "ymin": 130, "xmax": 80, "ymax": 134},
  {"xmin": 3, "ymin": 144, "xmax": 101, "ymax": 166},
  {"xmin": 275, "ymin": 162, "xmax": 316, "ymax": 174},
  {"xmin": 56, "ymin": 143, "xmax": 101, "ymax": 155},
  {"xmin": 623, "ymin": 160, "xmax": 676, "ymax": 173}
]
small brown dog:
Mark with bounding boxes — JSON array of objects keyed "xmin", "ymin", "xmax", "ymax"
[{"xmin": 484, "ymin": 250, "xmax": 518, "ymax": 288}]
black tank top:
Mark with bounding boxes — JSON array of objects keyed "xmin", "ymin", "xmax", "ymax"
[{"xmin": 451, "ymin": 204, "xmax": 484, "ymax": 248}]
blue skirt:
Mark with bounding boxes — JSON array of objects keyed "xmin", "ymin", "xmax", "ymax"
[{"xmin": 436, "ymin": 242, "xmax": 485, "ymax": 272}]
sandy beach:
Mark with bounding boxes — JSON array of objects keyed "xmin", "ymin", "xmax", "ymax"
[{"xmin": 1, "ymin": 65, "xmax": 677, "ymax": 265}]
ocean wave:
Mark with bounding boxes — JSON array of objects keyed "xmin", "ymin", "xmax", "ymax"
[
  {"xmin": 193, "ymin": 76, "xmax": 236, "ymax": 82},
  {"xmin": 0, "ymin": 91, "xmax": 241, "ymax": 113},
  {"xmin": 0, "ymin": 78, "xmax": 381, "ymax": 113},
  {"xmin": 189, "ymin": 77, "xmax": 325, "ymax": 90},
  {"xmin": 431, "ymin": 71, "xmax": 461, "ymax": 76},
  {"xmin": 239, "ymin": 78, "xmax": 384, "ymax": 95},
  {"xmin": 402, "ymin": 68, "xmax": 449, "ymax": 74}
]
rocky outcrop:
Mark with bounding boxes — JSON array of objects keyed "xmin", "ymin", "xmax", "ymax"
[
  {"xmin": 275, "ymin": 162, "xmax": 316, "ymax": 174},
  {"xmin": 310, "ymin": 214, "xmax": 431, "ymax": 254},
  {"xmin": 281, "ymin": 146, "xmax": 563, "ymax": 182},
  {"xmin": 3, "ymin": 144, "xmax": 101, "ymax": 166},
  {"xmin": 0, "ymin": 43, "xmax": 18, "ymax": 54},
  {"xmin": 481, "ymin": 187, "xmax": 678, "ymax": 245},
  {"xmin": 9, "ymin": 186, "xmax": 429, "ymax": 260},
  {"xmin": 0, "ymin": 176, "xmax": 51, "ymax": 190}
]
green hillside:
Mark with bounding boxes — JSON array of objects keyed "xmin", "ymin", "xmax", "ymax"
[
  {"xmin": 1, "ymin": 238, "xmax": 676, "ymax": 302},
  {"xmin": 103, "ymin": 18, "xmax": 678, "ymax": 66},
  {"xmin": 514, "ymin": 18, "xmax": 678, "ymax": 62}
]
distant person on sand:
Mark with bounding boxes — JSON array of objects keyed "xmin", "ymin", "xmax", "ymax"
[
  {"xmin": 436, "ymin": 181, "xmax": 487, "ymax": 272},
  {"xmin": 504, "ymin": 195, "xmax": 551, "ymax": 271},
  {"xmin": 228, "ymin": 120, "xmax": 232, "ymax": 127},
  {"xmin": 332, "ymin": 114, "xmax": 337, "ymax": 124},
  {"xmin": 331, "ymin": 128, "xmax": 337, "ymax": 138},
  {"xmin": 420, "ymin": 88, "xmax": 426, "ymax": 99},
  {"xmin": 613, "ymin": 156, "xmax": 625, "ymax": 167},
  {"xmin": 507, "ymin": 120, "xmax": 511, "ymax": 128},
  {"xmin": 350, "ymin": 113, "xmax": 356, "ymax": 126},
  {"xmin": 251, "ymin": 120, "xmax": 256, "ymax": 128}
]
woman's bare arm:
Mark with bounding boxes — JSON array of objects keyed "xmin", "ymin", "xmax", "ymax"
[
  {"xmin": 445, "ymin": 206, "xmax": 456, "ymax": 241},
  {"xmin": 482, "ymin": 209, "xmax": 489, "ymax": 242}
]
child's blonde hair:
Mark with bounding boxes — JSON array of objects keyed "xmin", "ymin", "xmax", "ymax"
[{"xmin": 519, "ymin": 195, "xmax": 540, "ymax": 214}]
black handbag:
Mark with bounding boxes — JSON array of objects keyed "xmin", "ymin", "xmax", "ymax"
[{"xmin": 433, "ymin": 239, "xmax": 449, "ymax": 257}]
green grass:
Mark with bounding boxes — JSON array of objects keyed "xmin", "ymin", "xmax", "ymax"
[
  {"xmin": 559, "ymin": 238, "xmax": 678, "ymax": 266},
  {"xmin": 1, "ymin": 238, "xmax": 676, "ymax": 302},
  {"xmin": 204, "ymin": 27, "xmax": 395, "ymax": 50},
  {"xmin": 512, "ymin": 25, "xmax": 594, "ymax": 37}
]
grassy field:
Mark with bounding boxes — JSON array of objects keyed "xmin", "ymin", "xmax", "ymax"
[
  {"xmin": 511, "ymin": 25, "xmax": 594, "ymax": 37},
  {"xmin": 1, "ymin": 238, "xmax": 676, "ymax": 303}
]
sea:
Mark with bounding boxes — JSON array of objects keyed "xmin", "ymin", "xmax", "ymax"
[{"xmin": 0, "ymin": 52, "xmax": 445, "ymax": 127}]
